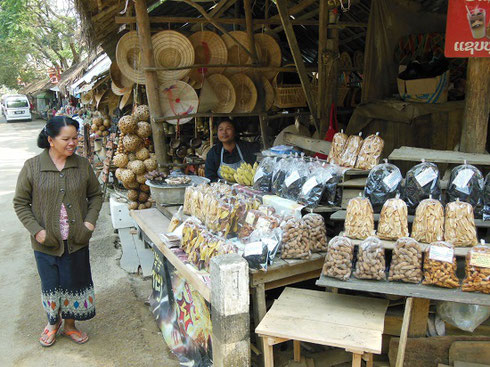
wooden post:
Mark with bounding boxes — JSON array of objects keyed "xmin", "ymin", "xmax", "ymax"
[
  {"xmin": 317, "ymin": 0, "xmax": 329, "ymax": 134},
  {"xmin": 460, "ymin": 58, "xmax": 490, "ymax": 154},
  {"xmin": 395, "ymin": 297, "xmax": 414, "ymax": 367},
  {"xmin": 134, "ymin": 0, "xmax": 168, "ymax": 165},
  {"xmin": 244, "ymin": 0, "xmax": 259, "ymax": 64},
  {"xmin": 408, "ymin": 298, "xmax": 430, "ymax": 337}
]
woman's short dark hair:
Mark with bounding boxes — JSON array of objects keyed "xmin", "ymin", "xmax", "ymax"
[
  {"xmin": 217, "ymin": 119, "xmax": 236, "ymax": 131},
  {"xmin": 37, "ymin": 116, "xmax": 80, "ymax": 149}
]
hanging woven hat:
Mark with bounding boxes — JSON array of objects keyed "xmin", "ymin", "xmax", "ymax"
[
  {"xmin": 119, "ymin": 89, "xmax": 133, "ymax": 110},
  {"xmin": 206, "ymin": 74, "xmax": 236, "ymax": 113},
  {"xmin": 222, "ymin": 31, "xmax": 261, "ymax": 76},
  {"xmin": 230, "ymin": 73, "xmax": 257, "ymax": 113},
  {"xmin": 95, "ymin": 89, "xmax": 107, "ymax": 109},
  {"xmin": 110, "ymin": 61, "xmax": 133, "ymax": 89},
  {"xmin": 116, "ymin": 31, "xmax": 145, "ymax": 84},
  {"xmin": 262, "ymin": 76, "xmax": 274, "ymax": 111},
  {"xmin": 111, "ymin": 80, "xmax": 133, "ymax": 96},
  {"xmin": 101, "ymin": 91, "xmax": 121, "ymax": 116},
  {"xmin": 80, "ymin": 90, "xmax": 94, "ymax": 105},
  {"xmin": 151, "ymin": 31, "xmax": 195, "ymax": 84},
  {"xmin": 197, "ymin": 78, "xmax": 219, "ymax": 113},
  {"xmin": 188, "ymin": 31, "xmax": 228, "ymax": 85},
  {"xmin": 255, "ymin": 34, "xmax": 282, "ymax": 81},
  {"xmin": 159, "ymin": 80, "xmax": 199, "ymax": 125}
]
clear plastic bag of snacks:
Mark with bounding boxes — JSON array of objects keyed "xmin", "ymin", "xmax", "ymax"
[
  {"xmin": 444, "ymin": 199, "xmax": 478, "ymax": 247},
  {"xmin": 355, "ymin": 133, "xmax": 384, "ymax": 170},
  {"xmin": 377, "ymin": 195, "xmax": 409, "ymax": 241},
  {"xmin": 411, "ymin": 197, "xmax": 444, "ymax": 244},
  {"xmin": 423, "ymin": 241, "xmax": 459, "ymax": 288},
  {"xmin": 364, "ymin": 161, "xmax": 402, "ymax": 212},
  {"xmin": 253, "ymin": 155, "xmax": 276, "ymax": 193},
  {"xmin": 338, "ymin": 133, "xmax": 363, "ymax": 168},
  {"xmin": 249, "ymin": 227, "xmax": 283, "ymax": 265},
  {"xmin": 281, "ymin": 156, "xmax": 308, "ymax": 201},
  {"xmin": 353, "ymin": 236, "xmax": 386, "ymax": 280},
  {"xmin": 320, "ymin": 164, "xmax": 344, "ymax": 207},
  {"xmin": 303, "ymin": 213, "xmax": 328, "ymax": 252},
  {"xmin": 388, "ymin": 237, "xmax": 423, "ymax": 283},
  {"xmin": 183, "ymin": 185, "xmax": 196, "ymax": 215},
  {"xmin": 243, "ymin": 240, "xmax": 269, "ymax": 271},
  {"xmin": 462, "ymin": 241, "xmax": 490, "ymax": 294},
  {"xmin": 322, "ymin": 236, "xmax": 354, "ymax": 280},
  {"xmin": 271, "ymin": 156, "xmax": 292, "ymax": 196},
  {"xmin": 237, "ymin": 209, "xmax": 263, "ymax": 240},
  {"xmin": 214, "ymin": 200, "xmax": 236, "ymax": 237},
  {"xmin": 344, "ymin": 195, "xmax": 375, "ymax": 240},
  {"xmin": 403, "ymin": 160, "xmax": 441, "ymax": 213},
  {"xmin": 327, "ymin": 130, "xmax": 348, "ymax": 165},
  {"xmin": 281, "ymin": 217, "xmax": 310, "ymax": 259},
  {"xmin": 447, "ymin": 163, "xmax": 484, "ymax": 209}
]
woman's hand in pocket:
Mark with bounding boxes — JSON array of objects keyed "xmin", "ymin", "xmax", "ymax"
[
  {"xmin": 84, "ymin": 222, "xmax": 95, "ymax": 231},
  {"xmin": 35, "ymin": 229, "xmax": 46, "ymax": 244}
]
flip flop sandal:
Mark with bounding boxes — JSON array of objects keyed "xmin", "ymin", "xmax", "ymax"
[
  {"xmin": 39, "ymin": 320, "xmax": 62, "ymax": 347},
  {"xmin": 62, "ymin": 330, "xmax": 89, "ymax": 344}
]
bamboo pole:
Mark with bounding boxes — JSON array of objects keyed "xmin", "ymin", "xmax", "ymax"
[{"xmin": 144, "ymin": 64, "xmax": 318, "ymax": 72}]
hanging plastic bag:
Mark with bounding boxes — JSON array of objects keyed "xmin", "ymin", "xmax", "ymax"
[
  {"xmin": 483, "ymin": 173, "xmax": 490, "ymax": 221},
  {"xmin": 411, "ymin": 197, "xmax": 444, "ymax": 244},
  {"xmin": 403, "ymin": 160, "xmax": 441, "ymax": 213},
  {"xmin": 338, "ymin": 133, "xmax": 363, "ymax": 168},
  {"xmin": 281, "ymin": 155, "xmax": 308, "ymax": 201},
  {"xmin": 444, "ymin": 199, "xmax": 478, "ymax": 247},
  {"xmin": 388, "ymin": 237, "xmax": 423, "ymax": 284},
  {"xmin": 323, "ymin": 236, "xmax": 354, "ymax": 280},
  {"xmin": 423, "ymin": 241, "xmax": 459, "ymax": 289},
  {"xmin": 437, "ymin": 301, "xmax": 490, "ymax": 332},
  {"xmin": 327, "ymin": 130, "xmax": 348, "ymax": 165},
  {"xmin": 344, "ymin": 195, "xmax": 375, "ymax": 240},
  {"xmin": 353, "ymin": 236, "xmax": 386, "ymax": 280},
  {"xmin": 253, "ymin": 155, "xmax": 276, "ymax": 193},
  {"xmin": 355, "ymin": 133, "xmax": 384, "ymax": 170},
  {"xmin": 377, "ymin": 195, "xmax": 409, "ymax": 241},
  {"xmin": 364, "ymin": 160, "xmax": 402, "ymax": 212},
  {"xmin": 447, "ymin": 162, "xmax": 484, "ymax": 209},
  {"xmin": 462, "ymin": 241, "xmax": 490, "ymax": 294}
]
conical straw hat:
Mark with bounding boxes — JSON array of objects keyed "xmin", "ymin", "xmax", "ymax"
[
  {"xmin": 111, "ymin": 80, "xmax": 133, "ymax": 96},
  {"xmin": 80, "ymin": 90, "xmax": 93, "ymax": 105},
  {"xmin": 222, "ymin": 31, "xmax": 261, "ymax": 76},
  {"xmin": 255, "ymin": 33, "xmax": 282, "ymax": 80},
  {"xmin": 188, "ymin": 31, "xmax": 228, "ymax": 85},
  {"xmin": 198, "ymin": 78, "xmax": 219, "ymax": 112},
  {"xmin": 110, "ymin": 61, "xmax": 133, "ymax": 89},
  {"xmin": 206, "ymin": 74, "xmax": 236, "ymax": 113},
  {"xmin": 95, "ymin": 89, "xmax": 107, "ymax": 109},
  {"xmin": 116, "ymin": 31, "xmax": 145, "ymax": 84},
  {"xmin": 262, "ymin": 76, "xmax": 274, "ymax": 111},
  {"xmin": 230, "ymin": 73, "xmax": 257, "ymax": 113},
  {"xmin": 151, "ymin": 31, "xmax": 195, "ymax": 84},
  {"xmin": 119, "ymin": 89, "xmax": 133, "ymax": 110},
  {"xmin": 159, "ymin": 80, "xmax": 199, "ymax": 125}
]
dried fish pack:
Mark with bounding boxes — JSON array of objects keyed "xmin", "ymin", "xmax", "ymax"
[
  {"xmin": 322, "ymin": 236, "xmax": 354, "ymax": 280},
  {"xmin": 338, "ymin": 133, "xmax": 363, "ymax": 168},
  {"xmin": 447, "ymin": 163, "xmax": 484, "ymax": 209},
  {"xmin": 253, "ymin": 155, "xmax": 277, "ymax": 193},
  {"xmin": 319, "ymin": 164, "xmax": 344, "ymax": 207},
  {"xmin": 303, "ymin": 213, "xmax": 328, "ymax": 252},
  {"xmin": 403, "ymin": 161, "xmax": 441, "ymax": 213},
  {"xmin": 388, "ymin": 237, "xmax": 423, "ymax": 283},
  {"xmin": 377, "ymin": 196, "xmax": 409, "ymax": 241},
  {"xmin": 444, "ymin": 199, "xmax": 478, "ymax": 247},
  {"xmin": 353, "ymin": 236, "xmax": 386, "ymax": 280},
  {"xmin": 271, "ymin": 156, "xmax": 292, "ymax": 196},
  {"xmin": 364, "ymin": 162, "xmax": 402, "ymax": 212},
  {"xmin": 281, "ymin": 156, "xmax": 308, "ymax": 201},
  {"xmin": 423, "ymin": 241, "xmax": 459, "ymax": 289},
  {"xmin": 483, "ymin": 173, "xmax": 490, "ymax": 221},
  {"xmin": 327, "ymin": 130, "xmax": 348, "ymax": 165},
  {"xmin": 411, "ymin": 198, "xmax": 444, "ymax": 243},
  {"xmin": 355, "ymin": 133, "xmax": 384, "ymax": 170},
  {"xmin": 344, "ymin": 196, "xmax": 375, "ymax": 240},
  {"xmin": 462, "ymin": 242, "xmax": 490, "ymax": 294}
]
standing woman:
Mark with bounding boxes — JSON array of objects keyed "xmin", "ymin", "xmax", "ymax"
[{"xmin": 13, "ymin": 116, "xmax": 103, "ymax": 347}]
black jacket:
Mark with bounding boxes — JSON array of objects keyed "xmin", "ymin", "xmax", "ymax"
[{"xmin": 205, "ymin": 140, "xmax": 259, "ymax": 182}]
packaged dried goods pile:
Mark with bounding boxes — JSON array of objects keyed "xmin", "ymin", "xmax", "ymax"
[
  {"xmin": 322, "ymin": 236, "xmax": 354, "ymax": 280},
  {"xmin": 377, "ymin": 196, "xmax": 409, "ymax": 241},
  {"xmin": 411, "ymin": 198, "xmax": 444, "ymax": 244},
  {"xmin": 271, "ymin": 156, "xmax": 291, "ymax": 196},
  {"xmin": 281, "ymin": 156, "xmax": 309, "ymax": 200},
  {"xmin": 444, "ymin": 199, "xmax": 478, "ymax": 247},
  {"xmin": 423, "ymin": 241, "xmax": 459, "ymax": 288},
  {"xmin": 338, "ymin": 133, "xmax": 363, "ymax": 168},
  {"xmin": 355, "ymin": 133, "xmax": 384, "ymax": 170},
  {"xmin": 327, "ymin": 130, "xmax": 348, "ymax": 165},
  {"xmin": 364, "ymin": 161, "xmax": 402, "ymax": 212},
  {"xmin": 281, "ymin": 217, "xmax": 310, "ymax": 259},
  {"xmin": 253, "ymin": 155, "xmax": 276, "ymax": 192},
  {"xmin": 483, "ymin": 173, "xmax": 490, "ymax": 221},
  {"xmin": 388, "ymin": 237, "xmax": 423, "ymax": 283},
  {"xmin": 344, "ymin": 196, "xmax": 375, "ymax": 240},
  {"xmin": 403, "ymin": 160, "xmax": 441, "ymax": 213},
  {"xmin": 303, "ymin": 213, "xmax": 328, "ymax": 252},
  {"xmin": 319, "ymin": 164, "xmax": 343, "ymax": 207},
  {"xmin": 246, "ymin": 228, "xmax": 283, "ymax": 268},
  {"xmin": 298, "ymin": 161, "xmax": 342, "ymax": 208},
  {"xmin": 354, "ymin": 236, "xmax": 386, "ymax": 280},
  {"xmin": 462, "ymin": 242, "xmax": 490, "ymax": 294},
  {"xmin": 447, "ymin": 163, "xmax": 484, "ymax": 209},
  {"xmin": 243, "ymin": 240, "xmax": 269, "ymax": 271}
]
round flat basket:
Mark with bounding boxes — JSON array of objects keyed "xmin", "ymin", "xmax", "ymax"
[
  {"xmin": 262, "ymin": 76, "xmax": 274, "ymax": 111},
  {"xmin": 230, "ymin": 73, "xmax": 257, "ymax": 113},
  {"xmin": 111, "ymin": 80, "xmax": 132, "ymax": 96},
  {"xmin": 152, "ymin": 31, "xmax": 195, "ymax": 84},
  {"xmin": 222, "ymin": 31, "xmax": 260, "ymax": 76},
  {"xmin": 206, "ymin": 74, "xmax": 236, "ymax": 113},
  {"xmin": 188, "ymin": 31, "xmax": 228, "ymax": 85},
  {"xmin": 116, "ymin": 31, "xmax": 145, "ymax": 84},
  {"xmin": 110, "ymin": 61, "xmax": 133, "ymax": 89},
  {"xmin": 159, "ymin": 80, "xmax": 199, "ymax": 125},
  {"xmin": 255, "ymin": 33, "xmax": 282, "ymax": 81}
]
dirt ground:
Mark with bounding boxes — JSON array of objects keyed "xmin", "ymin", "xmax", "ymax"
[{"xmin": 0, "ymin": 118, "xmax": 180, "ymax": 367}]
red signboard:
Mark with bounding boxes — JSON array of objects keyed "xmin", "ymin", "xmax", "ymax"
[{"xmin": 445, "ymin": 0, "xmax": 490, "ymax": 58}]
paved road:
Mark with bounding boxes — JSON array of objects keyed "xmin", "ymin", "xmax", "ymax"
[{"xmin": 0, "ymin": 118, "xmax": 179, "ymax": 366}]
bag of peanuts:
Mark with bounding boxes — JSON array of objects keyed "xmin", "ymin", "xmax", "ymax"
[
  {"xmin": 444, "ymin": 199, "xmax": 478, "ymax": 247},
  {"xmin": 303, "ymin": 213, "xmax": 328, "ymax": 252},
  {"xmin": 281, "ymin": 217, "xmax": 310, "ymax": 259},
  {"xmin": 364, "ymin": 161, "xmax": 403, "ymax": 212},
  {"xmin": 355, "ymin": 133, "xmax": 384, "ymax": 170},
  {"xmin": 327, "ymin": 130, "xmax": 348, "ymax": 165},
  {"xmin": 354, "ymin": 236, "xmax": 386, "ymax": 280},
  {"xmin": 377, "ymin": 195, "xmax": 409, "ymax": 241},
  {"xmin": 338, "ymin": 133, "xmax": 363, "ymax": 168},
  {"xmin": 388, "ymin": 237, "xmax": 423, "ymax": 283},
  {"xmin": 423, "ymin": 241, "xmax": 460, "ymax": 288},
  {"xmin": 411, "ymin": 197, "xmax": 444, "ymax": 244},
  {"xmin": 462, "ymin": 241, "xmax": 490, "ymax": 294},
  {"xmin": 322, "ymin": 236, "xmax": 354, "ymax": 280},
  {"xmin": 344, "ymin": 195, "xmax": 375, "ymax": 240}
]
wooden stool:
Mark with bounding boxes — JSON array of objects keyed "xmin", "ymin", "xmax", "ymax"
[{"xmin": 255, "ymin": 287, "xmax": 389, "ymax": 367}]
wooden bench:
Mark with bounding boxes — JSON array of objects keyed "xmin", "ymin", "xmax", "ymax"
[{"xmin": 255, "ymin": 287, "xmax": 389, "ymax": 367}]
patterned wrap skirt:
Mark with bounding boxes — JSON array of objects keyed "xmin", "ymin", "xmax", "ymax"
[{"xmin": 34, "ymin": 241, "xmax": 95, "ymax": 325}]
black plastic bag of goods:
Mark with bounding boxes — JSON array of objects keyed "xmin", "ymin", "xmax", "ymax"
[
  {"xmin": 364, "ymin": 162, "xmax": 402, "ymax": 212},
  {"xmin": 242, "ymin": 240, "xmax": 269, "ymax": 270},
  {"xmin": 320, "ymin": 165, "xmax": 344, "ymax": 207},
  {"xmin": 297, "ymin": 160, "xmax": 327, "ymax": 208},
  {"xmin": 271, "ymin": 156, "xmax": 291, "ymax": 196},
  {"xmin": 447, "ymin": 163, "xmax": 484, "ymax": 209},
  {"xmin": 281, "ymin": 157, "xmax": 308, "ymax": 201},
  {"xmin": 403, "ymin": 161, "xmax": 442, "ymax": 213},
  {"xmin": 483, "ymin": 173, "xmax": 490, "ymax": 221},
  {"xmin": 253, "ymin": 155, "xmax": 276, "ymax": 193}
]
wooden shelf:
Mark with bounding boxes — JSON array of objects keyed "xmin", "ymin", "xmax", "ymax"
[{"xmin": 388, "ymin": 146, "xmax": 490, "ymax": 166}]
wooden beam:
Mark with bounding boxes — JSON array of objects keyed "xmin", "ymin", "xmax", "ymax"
[
  {"xmin": 144, "ymin": 64, "xmax": 318, "ymax": 72},
  {"xmin": 253, "ymin": 0, "xmax": 316, "ymax": 30},
  {"xmin": 244, "ymin": 0, "xmax": 259, "ymax": 64},
  {"xmin": 322, "ymin": 9, "xmax": 339, "ymax": 136},
  {"xmin": 317, "ymin": 0, "xmax": 329, "ymax": 126},
  {"xmin": 134, "ymin": 0, "xmax": 168, "ymax": 165},
  {"xmin": 269, "ymin": 8, "xmax": 320, "ymax": 34},
  {"xmin": 191, "ymin": 0, "xmax": 237, "ymax": 31},
  {"xmin": 283, "ymin": 132, "xmax": 332, "ymax": 155},
  {"xmin": 395, "ymin": 297, "xmax": 414, "ymax": 367},
  {"xmin": 276, "ymin": 0, "xmax": 319, "ymax": 133},
  {"xmin": 408, "ymin": 298, "xmax": 430, "ymax": 337},
  {"xmin": 115, "ymin": 15, "xmax": 321, "ymax": 25},
  {"xmin": 460, "ymin": 58, "xmax": 490, "ymax": 154},
  {"xmin": 340, "ymin": 31, "xmax": 366, "ymax": 45}
]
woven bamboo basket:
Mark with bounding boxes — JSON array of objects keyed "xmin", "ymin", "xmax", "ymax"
[{"xmin": 272, "ymin": 67, "xmax": 307, "ymax": 108}]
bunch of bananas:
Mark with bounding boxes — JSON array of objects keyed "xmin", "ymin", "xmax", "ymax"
[
  {"xmin": 234, "ymin": 162, "xmax": 258, "ymax": 186},
  {"xmin": 220, "ymin": 165, "xmax": 238, "ymax": 182}
]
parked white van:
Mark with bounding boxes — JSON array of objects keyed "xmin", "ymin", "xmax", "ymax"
[{"xmin": 2, "ymin": 94, "xmax": 32, "ymax": 122}]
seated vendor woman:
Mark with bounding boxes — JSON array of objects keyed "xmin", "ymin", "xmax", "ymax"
[{"xmin": 205, "ymin": 119, "xmax": 259, "ymax": 182}]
